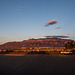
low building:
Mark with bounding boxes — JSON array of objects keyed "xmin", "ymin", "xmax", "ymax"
[{"xmin": 0, "ymin": 38, "xmax": 74, "ymax": 51}]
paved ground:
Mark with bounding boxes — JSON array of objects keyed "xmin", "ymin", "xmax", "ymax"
[{"xmin": 0, "ymin": 55, "xmax": 75, "ymax": 75}]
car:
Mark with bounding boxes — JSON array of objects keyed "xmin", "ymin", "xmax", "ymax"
[{"xmin": 60, "ymin": 51, "xmax": 72, "ymax": 55}]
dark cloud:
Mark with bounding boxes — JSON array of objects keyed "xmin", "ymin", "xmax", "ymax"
[
  {"xmin": 45, "ymin": 19, "xmax": 57, "ymax": 26},
  {"xmin": 45, "ymin": 35, "xmax": 69, "ymax": 38}
]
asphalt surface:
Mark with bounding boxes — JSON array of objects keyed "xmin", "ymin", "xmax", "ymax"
[{"xmin": 0, "ymin": 55, "xmax": 75, "ymax": 75}]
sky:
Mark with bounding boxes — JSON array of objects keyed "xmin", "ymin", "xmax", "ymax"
[{"xmin": 0, "ymin": 0, "xmax": 75, "ymax": 44}]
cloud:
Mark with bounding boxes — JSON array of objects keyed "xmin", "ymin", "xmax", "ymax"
[
  {"xmin": 67, "ymin": 33, "xmax": 71, "ymax": 35},
  {"xmin": 16, "ymin": 6, "xmax": 23, "ymax": 11},
  {"xmin": 61, "ymin": 33, "xmax": 71, "ymax": 35},
  {"xmin": 61, "ymin": 34, "xmax": 66, "ymax": 36},
  {"xmin": 45, "ymin": 19, "xmax": 57, "ymax": 26},
  {"xmin": 55, "ymin": 27, "xmax": 61, "ymax": 29},
  {"xmin": 45, "ymin": 35, "xmax": 69, "ymax": 38}
]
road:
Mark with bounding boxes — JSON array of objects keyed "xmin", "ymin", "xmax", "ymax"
[{"xmin": 0, "ymin": 55, "xmax": 75, "ymax": 75}]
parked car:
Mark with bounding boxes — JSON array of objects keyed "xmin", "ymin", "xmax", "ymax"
[{"xmin": 60, "ymin": 51, "xmax": 72, "ymax": 55}]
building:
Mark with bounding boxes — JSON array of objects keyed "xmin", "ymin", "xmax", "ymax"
[{"xmin": 0, "ymin": 38, "xmax": 73, "ymax": 51}]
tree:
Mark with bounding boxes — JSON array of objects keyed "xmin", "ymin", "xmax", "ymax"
[
  {"xmin": 65, "ymin": 41, "xmax": 75, "ymax": 49},
  {"xmin": 74, "ymin": 42, "xmax": 75, "ymax": 48}
]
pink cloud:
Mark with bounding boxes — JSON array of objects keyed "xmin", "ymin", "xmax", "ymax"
[
  {"xmin": 55, "ymin": 27, "xmax": 61, "ymax": 29},
  {"xmin": 61, "ymin": 33, "xmax": 71, "ymax": 35},
  {"xmin": 67, "ymin": 33, "xmax": 71, "ymax": 35},
  {"xmin": 45, "ymin": 19, "xmax": 57, "ymax": 26}
]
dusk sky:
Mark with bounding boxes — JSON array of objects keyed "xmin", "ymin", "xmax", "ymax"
[{"xmin": 0, "ymin": 0, "xmax": 75, "ymax": 44}]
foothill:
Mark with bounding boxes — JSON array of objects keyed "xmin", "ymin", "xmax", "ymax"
[{"xmin": 0, "ymin": 38, "xmax": 75, "ymax": 55}]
